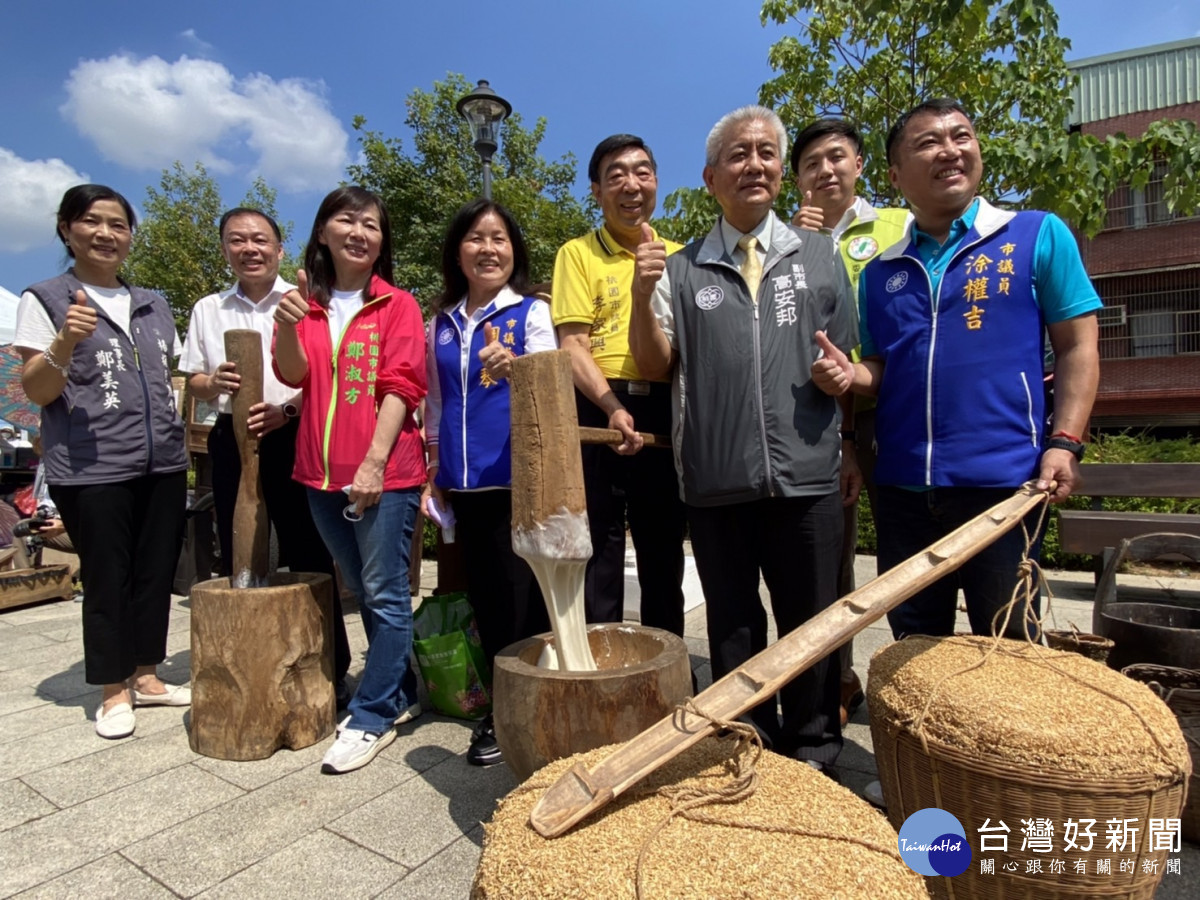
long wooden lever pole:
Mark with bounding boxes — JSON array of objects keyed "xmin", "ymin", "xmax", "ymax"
[{"xmin": 529, "ymin": 484, "xmax": 1049, "ymax": 837}]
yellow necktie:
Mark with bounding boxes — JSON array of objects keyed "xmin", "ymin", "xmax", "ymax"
[{"xmin": 738, "ymin": 234, "xmax": 762, "ymax": 302}]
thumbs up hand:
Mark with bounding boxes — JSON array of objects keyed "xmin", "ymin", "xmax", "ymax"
[
  {"xmin": 633, "ymin": 223, "xmax": 667, "ymax": 300},
  {"xmin": 792, "ymin": 190, "xmax": 824, "ymax": 232},
  {"xmin": 58, "ymin": 289, "xmax": 99, "ymax": 347},
  {"xmin": 811, "ymin": 330, "xmax": 855, "ymax": 396},
  {"xmin": 275, "ymin": 269, "xmax": 310, "ymax": 326}
]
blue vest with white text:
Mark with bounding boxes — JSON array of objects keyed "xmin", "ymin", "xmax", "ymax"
[
  {"xmin": 863, "ymin": 211, "xmax": 1047, "ymax": 488},
  {"xmin": 432, "ymin": 296, "xmax": 537, "ymax": 491}
]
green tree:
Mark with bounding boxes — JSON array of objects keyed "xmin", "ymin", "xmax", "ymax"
[
  {"xmin": 125, "ymin": 163, "xmax": 295, "ymax": 332},
  {"xmin": 659, "ymin": 0, "xmax": 1200, "ymax": 241},
  {"xmin": 755, "ymin": 0, "xmax": 1200, "ymax": 236},
  {"xmin": 346, "ymin": 73, "xmax": 594, "ymax": 310}
]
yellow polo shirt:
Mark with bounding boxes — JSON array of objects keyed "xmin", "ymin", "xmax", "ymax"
[{"xmin": 551, "ymin": 225, "xmax": 682, "ymax": 381}]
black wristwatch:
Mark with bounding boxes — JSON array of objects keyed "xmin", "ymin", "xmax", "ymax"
[
  {"xmin": 1045, "ymin": 436, "xmax": 1085, "ymax": 461},
  {"xmin": 282, "ymin": 402, "xmax": 300, "ymax": 419}
]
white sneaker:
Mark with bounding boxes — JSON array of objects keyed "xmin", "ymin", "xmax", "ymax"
[
  {"xmin": 335, "ymin": 703, "xmax": 421, "ymax": 736},
  {"xmin": 321, "ymin": 728, "xmax": 395, "ymax": 774},
  {"xmin": 395, "ymin": 702, "xmax": 422, "ymax": 726},
  {"xmin": 95, "ymin": 702, "xmax": 135, "ymax": 739}
]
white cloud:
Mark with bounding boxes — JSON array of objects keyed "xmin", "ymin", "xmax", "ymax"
[
  {"xmin": 60, "ymin": 54, "xmax": 349, "ymax": 192},
  {"xmin": 180, "ymin": 29, "xmax": 214, "ymax": 55},
  {"xmin": 0, "ymin": 149, "xmax": 89, "ymax": 253}
]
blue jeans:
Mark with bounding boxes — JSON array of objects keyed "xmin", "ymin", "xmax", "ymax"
[
  {"xmin": 876, "ymin": 486, "xmax": 1043, "ymax": 641},
  {"xmin": 308, "ymin": 487, "xmax": 421, "ymax": 733}
]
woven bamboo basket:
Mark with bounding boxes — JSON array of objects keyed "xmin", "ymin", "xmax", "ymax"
[
  {"xmin": 1121, "ymin": 664, "xmax": 1200, "ymax": 843},
  {"xmin": 1043, "ymin": 629, "xmax": 1113, "ymax": 663},
  {"xmin": 869, "ymin": 635, "xmax": 1190, "ymax": 900},
  {"xmin": 474, "ymin": 736, "xmax": 929, "ymax": 899}
]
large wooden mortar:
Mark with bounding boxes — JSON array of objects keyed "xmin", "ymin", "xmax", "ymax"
[
  {"xmin": 493, "ymin": 623, "xmax": 692, "ymax": 781},
  {"xmin": 189, "ymin": 572, "xmax": 336, "ymax": 760}
]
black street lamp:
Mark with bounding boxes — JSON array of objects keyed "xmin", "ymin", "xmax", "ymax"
[{"xmin": 456, "ymin": 79, "xmax": 512, "ymax": 200}]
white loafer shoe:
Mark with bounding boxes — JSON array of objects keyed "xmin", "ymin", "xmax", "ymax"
[
  {"xmin": 95, "ymin": 702, "xmax": 135, "ymax": 739},
  {"xmin": 132, "ymin": 683, "xmax": 192, "ymax": 707}
]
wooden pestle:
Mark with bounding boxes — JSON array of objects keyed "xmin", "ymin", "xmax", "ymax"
[
  {"xmin": 509, "ymin": 349, "xmax": 596, "ymax": 671},
  {"xmin": 224, "ymin": 330, "xmax": 269, "ymax": 588}
]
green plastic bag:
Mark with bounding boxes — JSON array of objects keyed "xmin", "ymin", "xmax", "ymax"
[{"xmin": 412, "ymin": 592, "xmax": 492, "ymax": 720}]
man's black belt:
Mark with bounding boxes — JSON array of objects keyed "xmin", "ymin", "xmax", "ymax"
[{"xmin": 607, "ymin": 379, "xmax": 668, "ymax": 396}]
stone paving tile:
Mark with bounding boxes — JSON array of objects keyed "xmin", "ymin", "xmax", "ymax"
[
  {"xmin": 0, "ymin": 764, "xmax": 243, "ymax": 897},
  {"xmin": 377, "ymin": 827, "xmax": 483, "ymax": 900},
  {"xmin": 0, "ymin": 639, "xmax": 85, "ymax": 677},
  {"xmin": 0, "ymin": 779, "xmax": 57, "ymax": 833},
  {"xmin": 0, "ymin": 629, "xmax": 61, "ymax": 662},
  {"xmin": 196, "ymin": 827, "xmax": 408, "ymax": 899},
  {"xmin": 13, "ymin": 853, "xmax": 178, "ymax": 899},
  {"xmin": 125, "ymin": 754, "xmax": 406, "ymax": 897},
  {"xmin": 192, "ymin": 741, "xmax": 330, "ymax": 792},
  {"xmin": 0, "ymin": 696, "xmax": 95, "ymax": 746},
  {"xmin": 0, "ymin": 672, "xmax": 61, "ymax": 718},
  {"xmin": 5, "ymin": 705, "xmax": 190, "ymax": 781},
  {"xmin": 329, "ymin": 752, "xmax": 516, "ymax": 870},
  {"xmin": 21, "ymin": 724, "xmax": 197, "ymax": 808}
]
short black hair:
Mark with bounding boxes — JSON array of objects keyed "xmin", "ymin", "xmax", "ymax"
[
  {"xmin": 55, "ymin": 184, "xmax": 136, "ymax": 256},
  {"xmin": 587, "ymin": 134, "xmax": 657, "ymax": 184},
  {"xmin": 219, "ymin": 207, "xmax": 282, "ymax": 241},
  {"xmin": 885, "ymin": 98, "xmax": 971, "ymax": 165},
  {"xmin": 435, "ymin": 199, "xmax": 531, "ymax": 312},
  {"xmin": 790, "ymin": 119, "xmax": 863, "ymax": 175}
]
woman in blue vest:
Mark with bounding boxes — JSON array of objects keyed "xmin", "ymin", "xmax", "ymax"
[
  {"xmin": 423, "ymin": 199, "xmax": 555, "ymax": 767},
  {"xmin": 15, "ymin": 184, "xmax": 190, "ymax": 740}
]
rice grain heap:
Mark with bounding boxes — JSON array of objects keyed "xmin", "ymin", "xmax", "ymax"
[
  {"xmin": 473, "ymin": 736, "xmax": 929, "ymax": 900},
  {"xmin": 869, "ymin": 635, "xmax": 1191, "ymax": 900}
]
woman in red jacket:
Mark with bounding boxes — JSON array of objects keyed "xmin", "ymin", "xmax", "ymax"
[{"xmin": 274, "ymin": 186, "xmax": 426, "ymax": 774}]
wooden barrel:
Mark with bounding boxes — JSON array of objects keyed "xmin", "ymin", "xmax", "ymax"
[
  {"xmin": 189, "ymin": 572, "xmax": 336, "ymax": 760},
  {"xmin": 493, "ymin": 624, "xmax": 692, "ymax": 781}
]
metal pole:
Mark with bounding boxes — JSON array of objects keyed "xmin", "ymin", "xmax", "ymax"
[{"xmin": 482, "ymin": 158, "xmax": 493, "ymax": 201}]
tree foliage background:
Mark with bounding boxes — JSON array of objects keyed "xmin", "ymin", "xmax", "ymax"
[
  {"xmin": 660, "ymin": 0, "xmax": 1200, "ymax": 242},
  {"xmin": 347, "ymin": 73, "xmax": 594, "ymax": 311},
  {"xmin": 124, "ymin": 162, "xmax": 296, "ymax": 333}
]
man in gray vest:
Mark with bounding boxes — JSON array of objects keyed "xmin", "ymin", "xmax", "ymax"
[{"xmin": 629, "ymin": 105, "xmax": 857, "ymax": 779}]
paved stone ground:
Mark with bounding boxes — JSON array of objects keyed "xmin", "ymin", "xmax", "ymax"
[{"xmin": 0, "ymin": 554, "xmax": 1196, "ymax": 898}]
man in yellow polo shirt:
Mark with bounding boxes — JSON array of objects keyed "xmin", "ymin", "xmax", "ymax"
[
  {"xmin": 551, "ymin": 134, "xmax": 687, "ymax": 637},
  {"xmin": 792, "ymin": 119, "xmax": 911, "ymax": 730}
]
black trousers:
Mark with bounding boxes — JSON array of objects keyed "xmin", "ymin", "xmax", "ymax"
[
  {"xmin": 576, "ymin": 383, "xmax": 687, "ymax": 636},
  {"xmin": 208, "ymin": 415, "xmax": 350, "ymax": 681},
  {"xmin": 688, "ymin": 491, "xmax": 843, "ymax": 763},
  {"xmin": 51, "ymin": 471, "xmax": 186, "ymax": 685},
  {"xmin": 450, "ymin": 489, "xmax": 549, "ymax": 669}
]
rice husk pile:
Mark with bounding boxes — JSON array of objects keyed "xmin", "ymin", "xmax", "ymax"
[
  {"xmin": 472, "ymin": 735, "xmax": 929, "ymax": 900},
  {"xmin": 868, "ymin": 635, "xmax": 1190, "ymax": 777}
]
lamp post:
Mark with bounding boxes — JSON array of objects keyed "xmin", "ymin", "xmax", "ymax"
[{"xmin": 456, "ymin": 79, "xmax": 512, "ymax": 200}]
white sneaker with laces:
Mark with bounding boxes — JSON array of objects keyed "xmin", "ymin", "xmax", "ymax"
[
  {"xmin": 321, "ymin": 727, "xmax": 396, "ymax": 774},
  {"xmin": 395, "ymin": 702, "xmax": 422, "ymax": 726}
]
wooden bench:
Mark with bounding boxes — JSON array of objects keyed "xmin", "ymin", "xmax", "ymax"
[{"xmin": 1057, "ymin": 463, "xmax": 1200, "ymax": 576}]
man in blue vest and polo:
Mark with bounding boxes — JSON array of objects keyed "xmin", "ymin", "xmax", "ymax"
[{"xmin": 812, "ymin": 98, "xmax": 1101, "ymax": 643}]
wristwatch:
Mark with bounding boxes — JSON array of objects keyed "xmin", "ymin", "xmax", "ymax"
[
  {"xmin": 282, "ymin": 402, "xmax": 300, "ymax": 419},
  {"xmin": 1045, "ymin": 436, "xmax": 1085, "ymax": 461}
]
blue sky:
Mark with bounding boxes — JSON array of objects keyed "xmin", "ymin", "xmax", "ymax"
[{"xmin": 1, "ymin": 0, "xmax": 1196, "ymax": 294}]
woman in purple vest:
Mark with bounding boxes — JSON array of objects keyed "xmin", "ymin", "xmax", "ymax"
[
  {"xmin": 16, "ymin": 185, "xmax": 190, "ymax": 740},
  {"xmin": 422, "ymin": 200, "xmax": 555, "ymax": 767}
]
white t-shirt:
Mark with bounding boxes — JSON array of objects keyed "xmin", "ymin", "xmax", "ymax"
[
  {"xmin": 179, "ymin": 277, "xmax": 299, "ymax": 413},
  {"xmin": 327, "ymin": 289, "xmax": 364, "ymax": 346},
  {"xmin": 16, "ymin": 284, "xmax": 182, "ymax": 355}
]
